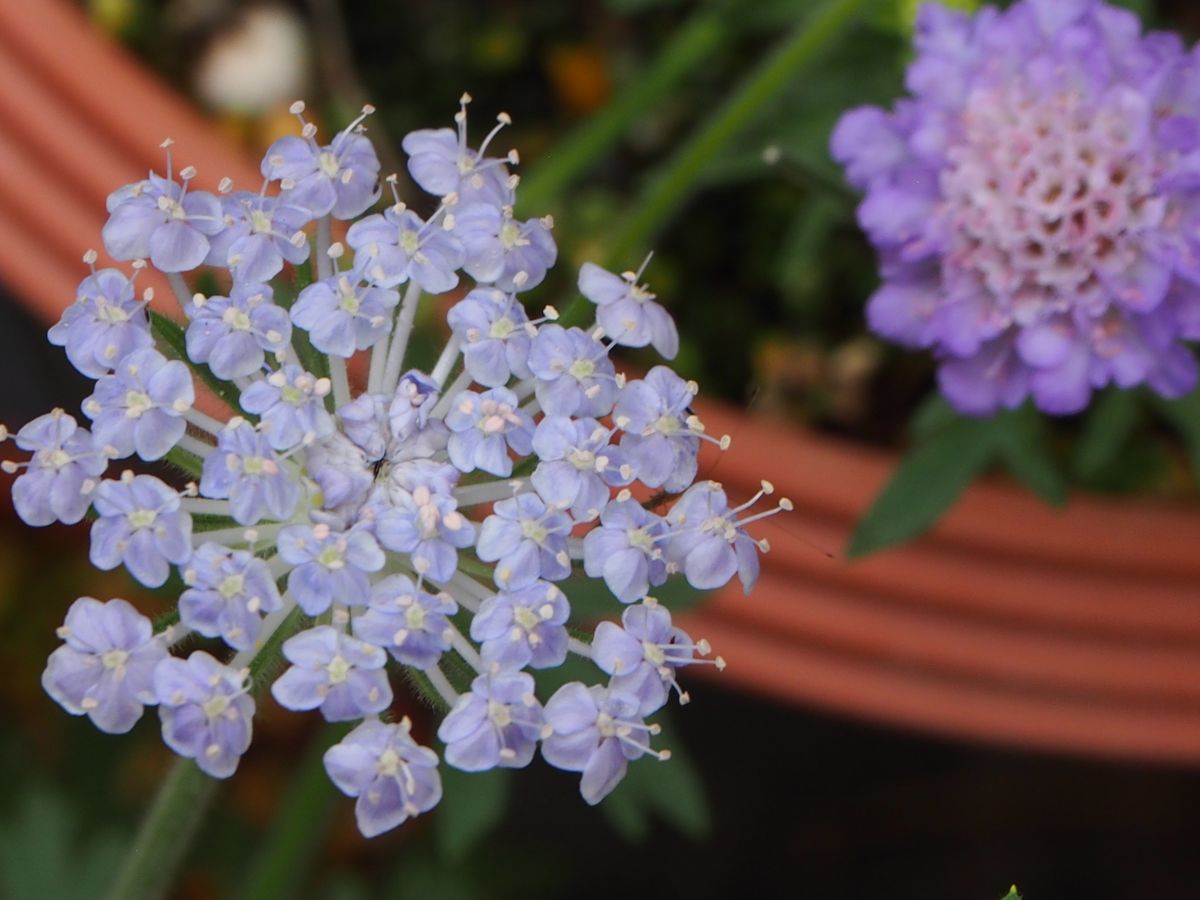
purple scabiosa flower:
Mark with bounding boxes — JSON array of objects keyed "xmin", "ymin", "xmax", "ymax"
[
  {"xmin": 262, "ymin": 103, "xmax": 381, "ymax": 220},
  {"xmin": 578, "ymin": 261, "xmax": 678, "ymax": 359},
  {"xmin": 541, "ymin": 682, "xmax": 667, "ymax": 806},
  {"xmin": 200, "ymin": 420, "xmax": 300, "ymax": 525},
  {"xmin": 352, "ymin": 575, "xmax": 457, "ymax": 669},
  {"xmin": 155, "ymin": 650, "xmax": 254, "ymax": 778},
  {"xmin": 346, "ymin": 205, "xmax": 464, "ymax": 294},
  {"xmin": 48, "ymin": 267, "xmax": 152, "ymax": 378},
  {"xmin": 185, "ymin": 283, "xmax": 292, "ymax": 380},
  {"xmin": 179, "ymin": 543, "xmax": 283, "ymax": 651},
  {"xmin": 446, "ymin": 288, "xmax": 533, "ymax": 387},
  {"xmin": 278, "ymin": 522, "xmax": 385, "ymax": 615},
  {"xmin": 102, "ymin": 159, "xmax": 224, "ymax": 272},
  {"xmin": 469, "ymin": 580, "xmax": 570, "ymax": 671},
  {"xmin": 291, "ymin": 270, "xmax": 400, "ymax": 358},
  {"xmin": 454, "ymin": 203, "xmax": 557, "ymax": 293},
  {"xmin": 271, "ymin": 625, "xmax": 392, "ymax": 722},
  {"xmin": 581, "ymin": 497, "xmax": 668, "ymax": 603},
  {"xmin": 531, "ymin": 416, "xmax": 631, "ymax": 522},
  {"xmin": 239, "ymin": 365, "xmax": 335, "ymax": 451},
  {"xmin": 475, "ymin": 494, "xmax": 572, "ymax": 590},
  {"xmin": 374, "ymin": 481, "xmax": 474, "ymax": 582},
  {"xmin": 323, "ymin": 717, "xmax": 442, "ymax": 837},
  {"xmin": 614, "ymin": 366, "xmax": 708, "ymax": 492},
  {"xmin": 591, "ymin": 600, "xmax": 723, "ymax": 715},
  {"xmin": 7, "ymin": 409, "xmax": 108, "ymax": 527},
  {"xmin": 444, "ymin": 387, "xmax": 534, "ymax": 477},
  {"xmin": 402, "ymin": 95, "xmax": 514, "ymax": 206},
  {"xmin": 665, "ymin": 480, "xmax": 791, "ymax": 593},
  {"xmin": 82, "ymin": 348, "xmax": 193, "ymax": 461},
  {"xmin": 207, "ymin": 191, "xmax": 311, "ymax": 283},
  {"xmin": 41, "ymin": 597, "xmax": 166, "ymax": 734},
  {"xmin": 528, "ymin": 325, "xmax": 618, "ymax": 418},
  {"xmin": 89, "ymin": 473, "xmax": 192, "ymax": 588},
  {"xmin": 437, "ymin": 671, "xmax": 547, "ymax": 771},
  {"xmin": 832, "ymin": 0, "xmax": 1200, "ymax": 414}
]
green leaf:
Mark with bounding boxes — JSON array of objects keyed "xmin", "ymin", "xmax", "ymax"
[
  {"xmin": 909, "ymin": 394, "xmax": 961, "ymax": 442},
  {"xmin": 1072, "ymin": 389, "xmax": 1140, "ymax": 482},
  {"xmin": 435, "ymin": 767, "xmax": 510, "ymax": 862},
  {"xmin": 995, "ymin": 407, "xmax": 1066, "ymax": 506},
  {"xmin": 999, "ymin": 886, "xmax": 1023, "ymax": 900},
  {"xmin": 848, "ymin": 413, "xmax": 1001, "ymax": 556},
  {"xmin": 599, "ymin": 723, "xmax": 711, "ymax": 843},
  {"xmin": 149, "ymin": 310, "xmax": 247, "ymax": 418}
]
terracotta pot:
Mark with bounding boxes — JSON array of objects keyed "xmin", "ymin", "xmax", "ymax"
[{"xmin": 4, "ymin": 0, "xmax": 1200, "ymax": 765}]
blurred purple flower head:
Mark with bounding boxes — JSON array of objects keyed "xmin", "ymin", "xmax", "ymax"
[{"xmin": 832, "ymin": 0, "xmax": 1200, "ymax": 414}]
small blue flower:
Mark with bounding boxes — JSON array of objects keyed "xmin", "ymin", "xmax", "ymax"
[
  {"xmin": 155, "ymin": 650, "xmax": 255, "ymax": 778},
  {"xmin": 581, "ymin": 498, "xmax": 668, "ymax": 603},
  {"xmin": 531, "ymin": 416, "xmax": 630, "ymax": 522},
  {"xmin": 41, "ymin": 597, "xmax": 166, "ymax": 734},
  {"xmin": 352, "ymin": 575, "xmax": 457, "ymax": 669},
  {"xmin": 262, "ymin": 105, "xmax": 381, "ymax": 220},
  {"xmin": 402, "ymin": 97, "xmax": 514, "ymax": 206},
  {"xmin": 347, "ymin": 206, "xmax": 464, "ymax": 294},
  {"xmin": 200, "ymin": 420, "xmax": 300, "ymax": 525},
  {"xmin": 444, "ymin": 387, "xmax": 533, "ymax": 477},
  {"xmin": 239, "ymin": 365, "xmax": 335, "ymax": 451},
  {"xmin": 388, "ymin": 370, "xmax": 441, "ymax": 443},
  {"xmin": 591, "ymin": 600, "xmax": 719, "ymax": 715},
  {"xmin": 528, "ymin": 324, "xmax": 617, "ymax": 418},
  {"xmin": 374, "ymin": 481, "xmax": 474, "ymax": 582},
  {"xmin": 541, "ymin": 682, "xmax": 665, "ymax": 805},
  {"xmin": 83, "ymin": 348, "xmax": 193, "ymax": 461},
  {"xmin": 102, "ymin": 169, "xmax": 224, "ymax": 272},
  {"xmin": 454, "ymin": 203, "xmax": 557, "ymax": 292},
  {"xmin": 277, "ymin": 522, "xmax": 385, "ymax": 615},
  {"xmin": 469, "ymin": 580, "xmax": 570, "ymax": 671},
  {"xmin": 323, "ymin": 717, "xmax": 442, "ymax": 837},
  {"xmin": 476, "ymin": 494, "xmax": 572, "ymax": 590},
  {"xmin": 447, "ymin": 288, "xmax": 533, "ymax": 387},
  {"xmin": 271, "ymin": 625, "xmax": 393, "ymax": 722},
  {"xmin": 613, "ymin": 366, "xmax": 700, "ymax": 492},
  {"xmin": 9, "ymin": 410, "xmax": 108, "ymax": 527},
  {"xmin": 89, "ymin": 474, "xmax": 192, "ymax": 588},
  {"xmin": 437, "ymin": 671, "xmax": 547, "ymax": 771},
  {"xmin": 208, "ymin": 191, "xmax": 311, "ymax": 283},
  {"xmin": 578, "ymin": 262, "xmax": 678, "ymax": 358},
  {"xmin": 291, "ymin": 272, "xmax": 400, "ymax": 358},
  {"xmin": 179, "ymin": 543, "xmax": 283, "ymax": 651},
  {"xmin": 48, "ymin": 268, "xmax": 152, "ymax": 378},
  {"xmin": 665, "ymin": 482, "xmax": 762, "ymax": 593},
  {"xmin": 185, "ymin": 283, "xmax": 292, "ymax": 380}
]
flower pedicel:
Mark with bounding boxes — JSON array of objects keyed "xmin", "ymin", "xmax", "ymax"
[{"xmin": 5, "ymin": 96, "xmax": 790, "ymax": 837}]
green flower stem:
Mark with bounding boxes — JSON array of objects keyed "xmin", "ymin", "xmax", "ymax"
[
  {"xmin": 102, "ymin": 758, "xmax": 218, "ymax": 900},
  {"xmin": 235, "ymin": 725, "xmax": 351, "ymax": 900},
  {"xmin": 103, "ymin": 606, "xmax": 305, "ymax": 900},
  {"xmin": 605, "ymin": 0, "xmax": 876, "ymax": 266},
  {"xmin": 559, "ymin": 0, "xmax": 877, "ymax": 327},
  {"xmin": 515, "ymin": 5, "xmax": 728, "ymax": 216}
]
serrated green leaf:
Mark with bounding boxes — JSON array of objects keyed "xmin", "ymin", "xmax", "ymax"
[
  {"xmin": 435, "ymin": 767, "xmax": 510, "ymax": 862},
  {"xmin": 848, "ymin": 414, "xmax": 1001, "ymax": 556},
  {"xmin": 1072, "ymin": 389, "xmax": 1140, "ymax": 482},
  {"xmin": 996, "ymin": 407, "xmax": 1067, "ymax": 506}
]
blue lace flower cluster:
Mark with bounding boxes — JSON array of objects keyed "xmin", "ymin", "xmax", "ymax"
[{"xmin": 4, "ymin": 97, "xmax": 789, "ymax": 837}]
